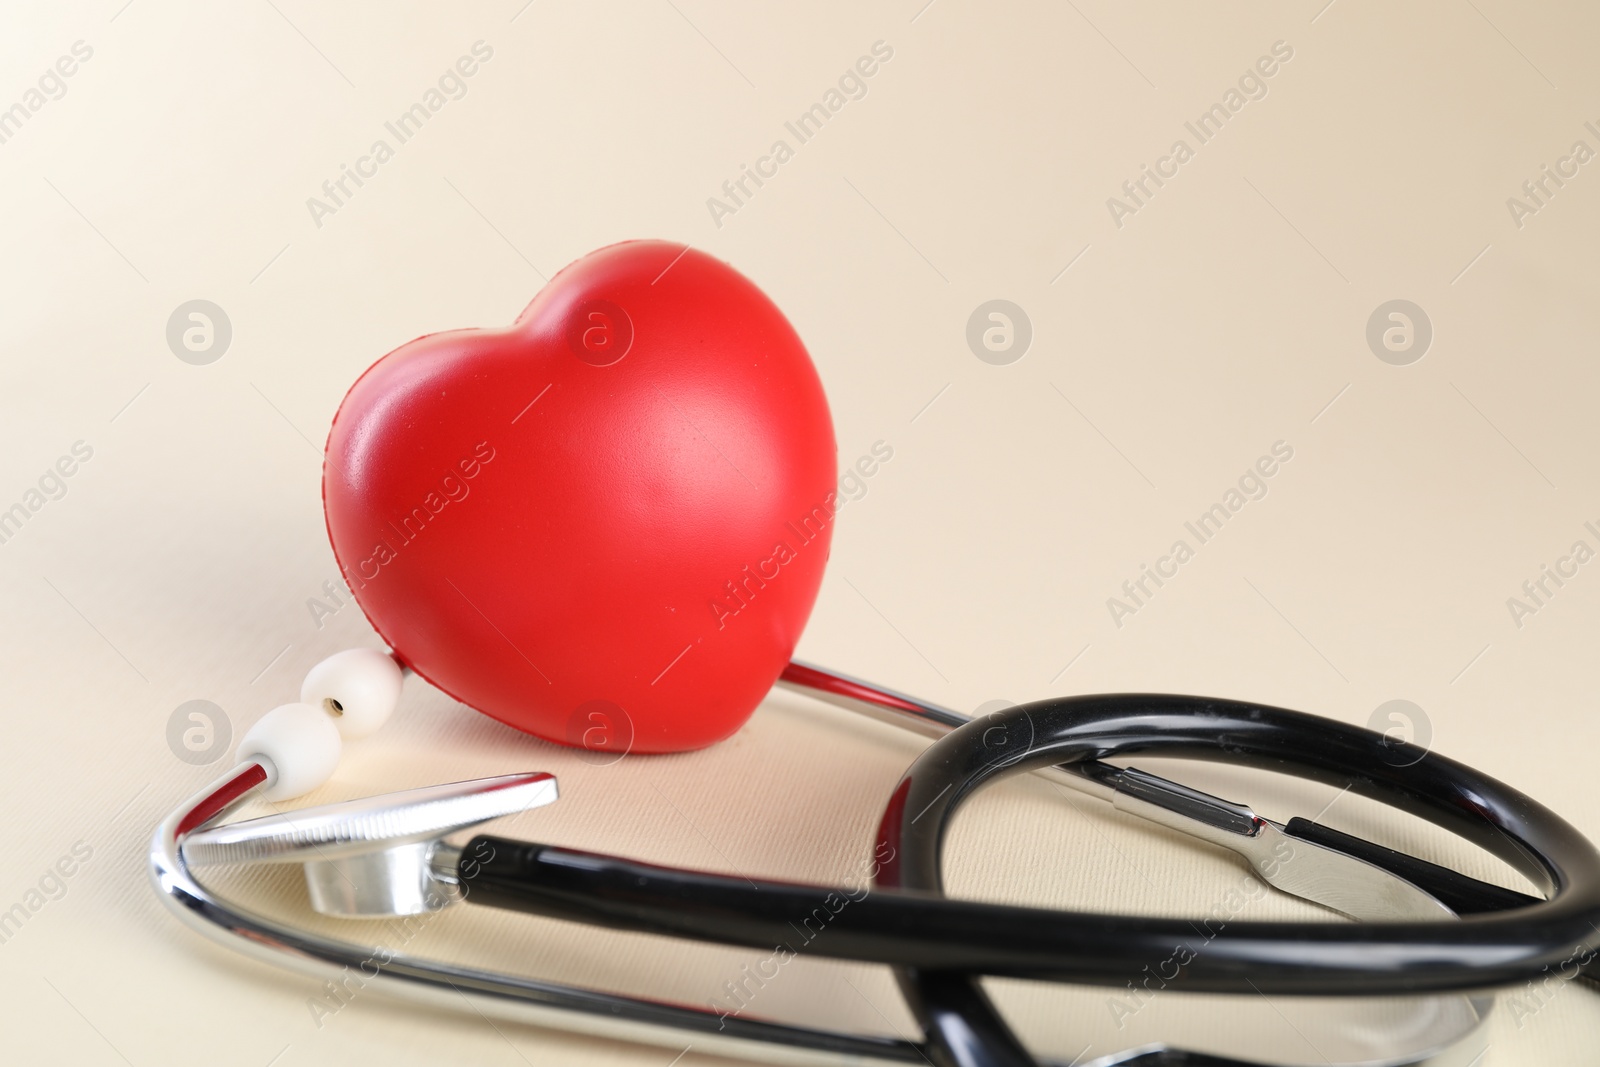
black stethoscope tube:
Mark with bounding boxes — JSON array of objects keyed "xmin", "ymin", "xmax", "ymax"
[
  {"xmin": 455, "ymin": 695, "xmax": 1600, "ymax": 997},
  {"xmin": 878, "ymin": 694, "xmax": 1600, "ymax": 991},
  {"xmin": 881, "ymin": 694, "xmax": 1600, "ymax": 1067}
]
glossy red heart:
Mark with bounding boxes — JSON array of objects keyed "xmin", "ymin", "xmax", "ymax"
[{"xmin": 323, "ymin": 241, "xmax": 837, "ymax": 753}]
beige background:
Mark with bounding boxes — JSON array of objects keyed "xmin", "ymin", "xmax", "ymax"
[{"xmin": 2, "ymin": 1, "xmax": 1598, "ymax": 1064}]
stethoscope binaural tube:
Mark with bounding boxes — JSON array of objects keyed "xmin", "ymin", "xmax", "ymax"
[{"xmin": 878, "ymin": 694, "xmax": 1600, "ymax": 1067}]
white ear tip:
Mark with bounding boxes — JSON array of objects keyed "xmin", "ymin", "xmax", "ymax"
[
  {"xmin": 300, "ymin": 648, "xmax": 404, "ymax": 739},
  {"xmin": 238, "ymin": 703, "xmax": 343, "ymax": 800}
]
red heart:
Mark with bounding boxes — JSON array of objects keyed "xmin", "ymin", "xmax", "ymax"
[{"xmin": 322, "ymin": 241, "xmax": 837, "ymax": 753}]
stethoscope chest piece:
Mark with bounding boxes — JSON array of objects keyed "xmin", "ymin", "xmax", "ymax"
[{"xmin": 181, "ymin": 772, "xmax": 557, "ymax": 918}]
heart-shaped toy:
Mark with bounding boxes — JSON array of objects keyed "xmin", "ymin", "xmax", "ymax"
[{"xmin": 323, "ymin": 241, "xmax": 837, "ymax": 753}]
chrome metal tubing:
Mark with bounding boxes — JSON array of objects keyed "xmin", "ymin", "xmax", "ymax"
[{"xmin": 150, "ymin": 762, "xmax": 929, "ymax": 1066}]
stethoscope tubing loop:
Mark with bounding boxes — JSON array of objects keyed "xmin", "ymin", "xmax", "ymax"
[{"xmin": 881, "ymin": 694, "xmax": 1600, "ymax": 994}]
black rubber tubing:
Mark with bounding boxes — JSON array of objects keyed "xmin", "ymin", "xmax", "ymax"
[
  {"xmin": 1282, "ymin": 817, "xmax": 1540, "ymax": 915},
  {"xmin": 881, "ymin": 694, "xmax": 1600, "ymax": 1067},
  {"xmin": 457, "ymin": 695, "xmax": 1600, "ymax": 996}
]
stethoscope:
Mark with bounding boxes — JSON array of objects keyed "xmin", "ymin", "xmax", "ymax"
[
  {"xmin": 151, "ymin": 650, "xmax": 1600, "ymax": 1067},
  {"xmin": 150, "ymin": 240, "xmax": 1600, "ymax": 1066}
]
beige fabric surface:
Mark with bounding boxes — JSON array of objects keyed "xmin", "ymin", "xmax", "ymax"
[{"xmin": 2, "ymin": 2, "xmax": 1597, "ymax": 1064}]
